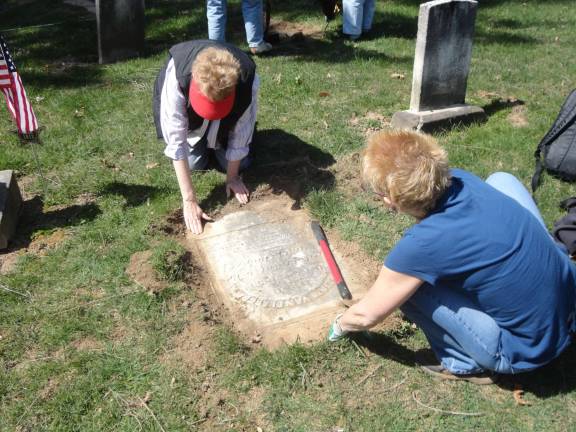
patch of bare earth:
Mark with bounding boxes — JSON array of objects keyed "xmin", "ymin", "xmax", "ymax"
[
  {"xmin": 70, "ymin": 337, "xmax": 104, "ymax": 352},
  {"xmin": 125, "ymin": 250, "xmax": 169, "ymax": 295},
  {"xmin": 330, "ymin": 152, "xmax": 362, "ymax": 198},
  {"xmin": 268, "ymin": 19, "xmax": 325, "ymax": 40},
  {"xmin": 507, "ymin": 105, "xmax": 529, "ymax": 128},
  {"xmin": 349, "ymin": 111, "xmax": 391, "ymax": 137}
]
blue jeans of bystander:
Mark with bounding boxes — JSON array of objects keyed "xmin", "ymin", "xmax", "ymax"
[
  {"xmin": 207, "ymin": 0, "xmax": 264, "ymax": 48},
  {"xmin": 342, "ymin": 0, "xmax": 376, "ymax": 38}
]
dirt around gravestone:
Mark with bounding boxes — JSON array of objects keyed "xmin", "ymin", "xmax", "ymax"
[
  {"xmin": 143, "ymin": 178, "xmax": 399, "ymax": 354},
  {"xmin": 187, "ymin": 191, "xmax": 380, "ymax": 348}
]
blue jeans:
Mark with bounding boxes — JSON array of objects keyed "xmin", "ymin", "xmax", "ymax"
[
  {"xmin": 207, "ymin": 0, "xmax": 264, "ymax": 48},
  {"xmin": 187, "ymin": 139, "xmax": 251, "ymax": 172},
  {"xmin": 400, "ymin": 172, "xmax": 551, "ymax": 375},
  {"xmin": 342, "ymin": 0, "xmax": 376, "ymax": 37}
]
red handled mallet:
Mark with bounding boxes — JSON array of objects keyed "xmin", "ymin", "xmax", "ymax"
[{"xmin": 310, "ymin": 221, "xmax": 352, "ymax": 300}]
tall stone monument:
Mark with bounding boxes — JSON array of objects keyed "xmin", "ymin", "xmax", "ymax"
[
  {"xmin": 391, "ymin": 0, "xmax": 486, "ymax": 132},
  {"xmin": 0, "ymin": 171, "xmax": 22, "ymax": 250},
  {"xmin": 96, "ymin": 0, "xmax": 145, "ymax": 64}
]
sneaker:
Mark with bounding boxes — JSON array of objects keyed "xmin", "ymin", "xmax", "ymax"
[
  {"xmin": 420, "ymin": 365, "xmax": 498, "ymax": 385},
  {"xmin": 250, "ymin": 41, "xmax": 272, "ymax": 55},
  {"xmin": 341, "ymin": 32, "xmax": 360, "ymax": 41}
]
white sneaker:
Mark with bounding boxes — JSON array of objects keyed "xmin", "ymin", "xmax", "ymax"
[{"xmin": 250, "ymin": 41, "xmax": 272, "ymax": 55}]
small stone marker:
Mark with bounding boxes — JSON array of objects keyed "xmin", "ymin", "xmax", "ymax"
[
  {"xmin": 95, "ymin": 0, "xmax": 145, "ymax": 64},
  {"xmin": 0, "ymin": 171, "xmax": 22, "ymax": 250},
  {"xmin": 391, "ymin": 0, "xmax": 486, "ymax": 132},
  {"xmin": 192, "ymin": 198, "xmax": 368, "ymax": 347}
]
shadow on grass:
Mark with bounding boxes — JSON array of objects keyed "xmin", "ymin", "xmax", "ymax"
[
  {"xmin": 266, "ymin": 31, "xmax": 413, "ymax": 65},
  {"xmin": 100, "ymin": 182, "xmax": 164, "ymax": 207},
  {"xmin": 200, "ymin": 128, "xmax": 336, "ymax": 212},
  {"xmin": 351, "ymin": 331, "xmax": 433, "ymax": 368},
  {"xmin": 496, "ymin": 343, "xmax": 576, "ymax": 399},
  {"xmin": 6, "ymin": 195, "xmax": 101, "ymax": 252},
  {"xmin": 482, "ymin": 97, "xmax": 525, "ymax": 117},
  {"xmin": 353, "ymin": 331, "xmax": 576, "ymax": 398}
]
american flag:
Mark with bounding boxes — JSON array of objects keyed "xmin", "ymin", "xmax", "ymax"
[{"xmin": 0, "ymin": 34, "xmax": 38, "ymax": 138}]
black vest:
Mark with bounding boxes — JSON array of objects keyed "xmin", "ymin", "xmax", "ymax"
[{"xmin": 153, "ymin": 40, "xmax": 256, "ymax": 147}]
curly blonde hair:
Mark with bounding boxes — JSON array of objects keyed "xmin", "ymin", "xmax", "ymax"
[
  {"xmin": 362, "ymin": 130, "xmax": 451, "ymax": 218},
  {"xmin": 191, "ymin": 47, "xmax": 241, "ymax": 101}
]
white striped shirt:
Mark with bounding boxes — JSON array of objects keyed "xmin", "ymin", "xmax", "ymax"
[{"xmin": 160, "ymin": 58, "xmax": 258, "ymax": 162}]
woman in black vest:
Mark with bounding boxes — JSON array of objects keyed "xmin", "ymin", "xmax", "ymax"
[{"xmin": 153, "ymin": 40, "xmax": 258, "ymax": 234}]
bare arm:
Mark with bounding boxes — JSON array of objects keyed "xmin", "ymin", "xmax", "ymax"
[
  {"xmin": 173, "ymin": 158, "xmax": 213, "ymax": 234},
  {"xmin": 339, "ymin": 266, "xmax": 423, "ymax": 332},
  {"xmin": 225, "ymin": 159, "xmax": 249, "ymax": 204}
]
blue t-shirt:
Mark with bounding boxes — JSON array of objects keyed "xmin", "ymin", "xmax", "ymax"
[{"xmin": 386, "ymin": 169, "xmax": 576, "ymax": 370}]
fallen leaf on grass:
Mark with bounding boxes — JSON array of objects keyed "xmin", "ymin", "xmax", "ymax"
[
  {"xmin": 74, "ymin": 107, "xmax": 85, "ymax": 117},
  {"xmin": 146, "ymin": 162, "xmax": 159, "ymax": 169},
  {"xmin": 319, "ymin": 91, "xmax": 330, "ymax": 97},
  {"xmin": 390, "ymin": 72, "xmax": 405, "ymax": 80},
  {"xmin": 101, "ymin": 159, "xmax": 119, "ymax": 171},
  {"xmin": 513, "ymin": 384, "xmax": 532, "ymax": 406}
]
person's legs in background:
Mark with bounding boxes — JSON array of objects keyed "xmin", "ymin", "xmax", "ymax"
[
  {"xmin": 400, "ymin": 283, "xmax": 514, "ymax": 375},
  {"xmin": 342, "ymin": 0, "xmax": 364, "ymax": 40},
  {"xmin": 207, "ymin": 0, "xmax": 227, "ymax": 41},
  {"xmin": 243, "ymin": 0, "xmax": 272, "ymax": 53},
  {"xmin": 242, "ymin": 0, "xmax": 263, "ymax": 47},
  {"xmin": 361, "ymin": 0, "xmax": 376, "ymax": 33},
  {"xmin": 485, "ymin": 172, "xmax": 547, "ymax": 230}
]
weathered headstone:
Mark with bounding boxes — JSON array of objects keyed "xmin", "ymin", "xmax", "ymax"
[
  {"xmin": 0, "ymin": 171, "xmax": 22, "ymax": 250},
  {"xmin": 95, "ymin": 0, "xmax": 145, "ymax": 64},
  {"xmin": 192, "ymin": 198, "xmax": 370, "ymax": 347},
  {"xmin": 392, "ymin": 0, "xmax": 486, "ymax": 132}
]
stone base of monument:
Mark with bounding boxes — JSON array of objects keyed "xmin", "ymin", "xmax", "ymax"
[
  {"xmin": 190, "ymin": 196, "xmax": 373, "ymax": 348},
  {"xmin": 0, "ymin": 170, "xmax": 23, "ymax": 250},
  {"xmin": 391, "ymin": 104, "xmax": 487, "ymax": 132}
]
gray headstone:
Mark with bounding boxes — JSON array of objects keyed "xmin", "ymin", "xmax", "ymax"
[
  {"xmin": 392, "ymin": 0, "xmax": 486, "ymax": 132},
  {"xmin": 96, "ymin": 0, "xmax": 145, "ymax": 64},
  {"xmin": 192, "ymin": 199, "xmax": 370, "ymax": 346},
  {"xmin": 0, "ymin": 171, "xmax": 22, "ymax": 250}
]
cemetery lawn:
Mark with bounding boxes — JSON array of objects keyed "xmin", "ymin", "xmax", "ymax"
[{"xmin": 1, "ymin": 0, "xmax": 576, "ymax": 430}]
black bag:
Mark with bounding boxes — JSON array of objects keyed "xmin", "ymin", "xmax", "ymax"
[
  {"xmin": 552, "ymin": 197, "xmax": 576, "ymax": 256},
  {"xmin": 319, "ymin": 0, "xmax": 338, "ymax": 21},
  {"xmin": 531, "ymin": 89, "xmax": 576, "ymax": 193}
]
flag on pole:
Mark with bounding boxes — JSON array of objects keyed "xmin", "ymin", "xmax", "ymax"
[{"xmin": 0, "ymin": 34, "xmax": 38, "ymax": 139}]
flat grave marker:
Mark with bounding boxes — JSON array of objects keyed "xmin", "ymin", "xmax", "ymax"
[{"xmin": 191, "ymin": 197, "xmax": 371, "ymax": 347}]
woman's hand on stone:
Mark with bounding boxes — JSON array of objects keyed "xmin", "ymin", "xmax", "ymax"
[
  {"xmin": 226, "ymin": 176, "xmax": 250, "ymax": 205},
  {"xmin": 183, "ymin": 199, "xmax": 213, "ymax": 234}
]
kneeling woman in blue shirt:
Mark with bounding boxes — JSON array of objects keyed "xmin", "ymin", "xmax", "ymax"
[{"xmin": 329, "ymin": 130, "xmax": 576, "ymax": 384}]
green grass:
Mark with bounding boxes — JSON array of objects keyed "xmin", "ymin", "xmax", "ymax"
[{"xmin": 1, "ymin": 0, "xmax": 576, "ymax": 430}]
